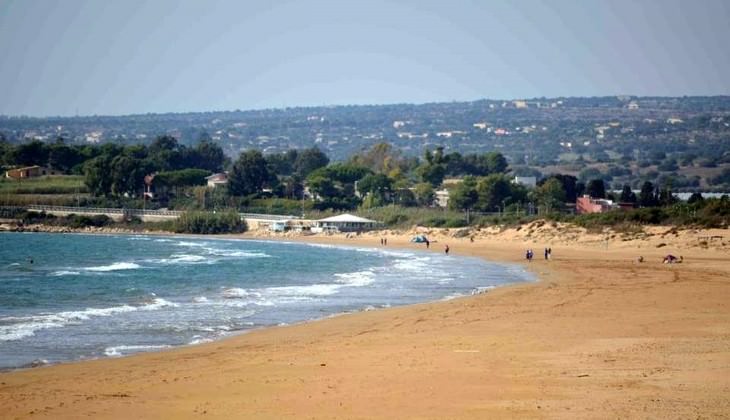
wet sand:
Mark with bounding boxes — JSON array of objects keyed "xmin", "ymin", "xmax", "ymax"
[{"xmin": 1, "ymin": 228, "xmax": 729, "ymax": 419}]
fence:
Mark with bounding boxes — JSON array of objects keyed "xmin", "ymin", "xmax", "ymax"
[{"xmin": 0, "ymin": 205, "xmax": 300, "ymax": 221}]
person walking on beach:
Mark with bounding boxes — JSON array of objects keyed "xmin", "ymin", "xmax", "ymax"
[
  {"xmin": 544, "ymin": 248, "xmax": 549, "ymax": 260},
  {"xmin": 548, "ymin": 247, "xmax": 552, "ymax": 259},
  {"xmin": 425, "ymin": 239, "xmax": 430, "ymax": 249},
  {"xmin": 384, "ymin": 237, "xmax": 387, "ymax": 246},
  {"xmin": 445, "ymin": 244, "xmax": 450, "ymax": 255}
]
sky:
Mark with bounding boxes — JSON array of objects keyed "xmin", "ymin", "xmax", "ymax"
[{"xmin": 0, "ymin": 0, "xmax": 728, "ymax": 117}]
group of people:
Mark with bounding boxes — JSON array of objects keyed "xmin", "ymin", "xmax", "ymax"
[
  {"xmin": 380, "ymin": 237, "xmax": 388, "ymax": 246},
  {"xmin": 525, "ymin": 247, "xmax": 553, "ymax": 262}
]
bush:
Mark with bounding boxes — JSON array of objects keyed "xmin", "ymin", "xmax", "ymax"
[
  {"xmin": 174, "ymin": 210, "xmax": 247, "ymax": 234},
  {"xmin": 64, "ymin": 214, "xmax": 112, "ymax": 228},
  {"xmin": 421, "ymin": 216, "xmax": 467, "ymax": 228}
]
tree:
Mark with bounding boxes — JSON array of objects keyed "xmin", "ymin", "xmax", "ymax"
[
  {"xmin": 192, "ymin": 140, "xmax": 225, "ymax": 172},
  {"xmin": 534, "ymin": 178, "xmax": 566, "ymax": 213},
  {"xmin": 417, "ymin": 162, "xmax": 446, "ymax": 186},
  {"xmin": 357, "ymin": 173, "xmax": 392, "ymax": 198},
  {"xmin": 307, "ymin": 174, "xmax": 338, "ymax": 199},
  {"xmin": 585, "ymin": 179, "xmax": 606, "ymax": 198},
  {"xmin": 109, "ymin": 155, "xmax": 150, "ymax": 197},
  {"xmin": 84, "ymin": 155, "xmax": 113, "ymax": 196},
  {"xmin": 414, "ymin": 182, "xmax": 435, "ymax": 206},
  {"xmin": 282, "ymin": 175, "xmax": 305, "ymax": 200},
  {"xmin": 687, "ymin": 192, "xmax": 704, "ymax": 204},
  {"xmin": 349, "ymin": 142, "xmax": 403, "ymax": 174},
  {"xmin": 474, "ymin": 174, "xmax": 512, "ymax": 212},
  {"xmin": 540, "ymin": 174, "xmax": 579, "ymax": 202},
  {"xmin": 657, "ymin": 185, "xmax": 677, "ymax": 206},
  {"xmin": 485, "ymin": 152, "xmax": 508, "ymax": 174},
  {"xmin": 448, "ymin": 176, "xmax": 478, "ymax": 211},
  {"xmin": 48, "ymin": 142, "xmax": 83, "ymax": 173},
  {"xmin": 228, "ymin": 150, "xmax": 274, "ymax": 196},
  {"xmin": 11, "ymin": 140, "xmax": 49, "ymax": 166},
  {"xmin": 392, "ymin": 188, "xmax": 417, "ymax": 206},
  {"xmin": 147, "ymin": 135, "xmax": 182, "ymax": 171},
  {"xmin": 294, "ymin": 147, "xmax": 329, "ymax": 177},
  {"xmin": 266, "ymin": 150, "xmax": 298, "ymax": 176},
  {"xmin": 638, "ymin": 181, "xmax": 658, "ymax": 207},
  {"xmin": 619, "ymin": 184, "xmax": 637, "ymax": 203}
]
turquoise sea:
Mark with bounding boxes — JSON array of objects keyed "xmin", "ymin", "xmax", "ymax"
[{"xmin": 0, "ymin": 232, "xmax": 533, "ymax": 369}]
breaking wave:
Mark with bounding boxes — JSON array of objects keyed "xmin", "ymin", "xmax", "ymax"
[
  {"xmin": 85, "ymin": 262, "xmax": 141, "ymax": 272},
  {"xmin": 0, "ymin": 298, "xmax": 178, "ymax": 341}
]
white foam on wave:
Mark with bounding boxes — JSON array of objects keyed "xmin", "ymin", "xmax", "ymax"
[
  {"xmin": 0, "ymin": 298, "xmax": 178, "ymax": 341},
  {"xmin": 334, "ymin": 270, "xmax": 375, "ymax": 287},
  {"xmin": 221, "ymin": 287, "xmax": 258, "ymax": 299},
  {"xmin": 392, "ymin": 257, "xmax": 432, "ymax": 272},
  {"xmin": 188, "ymin": 336, "xmax": 213, "ymax": 345},
  {"xmin": 52, "ymin": 270, "xmax": 81, "ymax": 277},
  {"xmin": 104, "ymin": 344, "xmax": 171, "ymax": 357},
  {"xmin": 0, "ymin": 304, "xmax": 137, "ymax": 341},
  {"xmin": 204, "ymin": 248, "xmax": 270, "ymax": 258},
  {"xmin": 265, "ymin": 284, "xmax": 341, "ymax": 296},
  {"xmin": 128, "ymin": 236, "xmax": 151, "ymax": 241},
  {"xmin": 303, "ymin": 243, "xmax": 339, "ymax": 250},
  {"xmin": 140, "ymin": 298, "xmax": 179, "ymax": 310},
  {"xmin": 192, "ymin": 296, "xmax": 209, "ymax": 303},
  {"xmin": 85, "ymin": 262, "xmax": 141, "ymax": 272},
  {"xmin": 175, "ymin": 241, "xmax": 209, "ymax": 248},
  {"xmin": 169, "ymin": 254, "xmax": 209, "ymax": 263}
]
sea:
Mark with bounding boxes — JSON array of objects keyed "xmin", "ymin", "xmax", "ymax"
[{"xmin": 0, "ymin": 232, "xmax": 533, "ymax": 369}]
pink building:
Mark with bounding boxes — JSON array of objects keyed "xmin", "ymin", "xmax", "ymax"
[{"xmin": 576, "ymin": 195, "xmax": 617, "ymax": 214}]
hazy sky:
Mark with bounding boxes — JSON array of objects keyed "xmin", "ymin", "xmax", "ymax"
[{"xmin": 1, "ymin": 0, "xmax": 728, "ymax": 116}]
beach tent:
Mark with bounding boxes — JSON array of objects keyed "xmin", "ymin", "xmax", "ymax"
[{"xmin": 410, "ymin": 235, "xmax": 429, "ymax": 243}]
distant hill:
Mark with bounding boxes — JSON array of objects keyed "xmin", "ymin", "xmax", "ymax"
[{"xmin": 2, "ymin": 96, "xmax": 729, "ymax": 164}]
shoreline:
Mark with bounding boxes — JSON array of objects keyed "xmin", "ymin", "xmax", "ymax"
[
  {"xmin": 1, "ymin": 226, "xmax": 729, "ymax": 418},
  {"xmin": 0, "ymin": 229, "xmax": 536, "ymax": 373}
]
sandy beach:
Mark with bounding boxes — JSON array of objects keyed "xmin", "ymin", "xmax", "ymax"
[{"xmin": 1, "ymin": 224, "xmax": 729, "ymax": 419}]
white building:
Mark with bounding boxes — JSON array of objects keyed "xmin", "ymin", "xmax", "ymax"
[
  {"xmin": 513, "ymin": 176, "xmax": 537, "ymax": 188},
  {"xmin": 205, "ymin": 173, "xmax": 228, "ymax": 188}
]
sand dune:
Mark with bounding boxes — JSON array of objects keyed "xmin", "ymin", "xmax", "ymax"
[{"xmin": 1, "ymin": 224, "xmax": 729, "ymax": 419}]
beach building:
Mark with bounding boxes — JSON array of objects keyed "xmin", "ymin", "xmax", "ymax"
[
  {"xmin": 5, "ymin": 165, "xmax": 61, "ymax": 179},
  {"xmin": 312, "ymin": 214, "xmax": 378, "ymax": 233}
]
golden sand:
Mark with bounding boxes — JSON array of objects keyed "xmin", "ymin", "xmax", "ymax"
[{"xmin": 1, "ymin": 224, "xmax": 729, "ymax": 419}]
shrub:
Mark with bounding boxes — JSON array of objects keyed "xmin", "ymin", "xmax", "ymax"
[{"xmin": 174, "ymin": 210, "xmax": 247, "ymax": 234}]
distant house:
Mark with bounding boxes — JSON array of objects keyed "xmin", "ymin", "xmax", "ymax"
[
  {"xmin": 312, "ymin": 214, "xmax": 378, "ymax": 233},
  {"xmin": 576, "ymin": 195, "xmax": 620, "ymax": 214},
  {"xmin": 513, "ymin": 176, "xmax": 537, "ymax": 188},
  {"xmin": 5, "ymin": 166, "xmax": 60, "ymax": 179},
  {"xmin": 206, "ymin": 173, "xmax": 228, "ymax": 188},
  {"xmin": 434, "ymin": 189, "xmax": 450, "ymax": 208}
]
